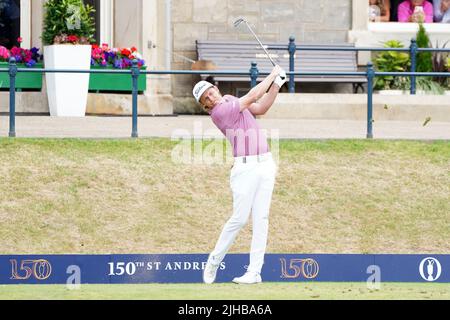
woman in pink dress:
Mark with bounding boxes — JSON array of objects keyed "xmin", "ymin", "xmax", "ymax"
[{"xmin": 398, "ymin": 0, "xmax": 434, "ymax": 22}]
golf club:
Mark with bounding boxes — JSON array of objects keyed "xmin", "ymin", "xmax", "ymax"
[
  {"xmin": 234, "ymin": 18, "xmax": 285, "ymax": 80},
  {"xmin": 234, "ymin": 18, "xmax": 277, "ymax": 67}
]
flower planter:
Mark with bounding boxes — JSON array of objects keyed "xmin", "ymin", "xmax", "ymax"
[
  {"xmin": 89, "ymin": 66, "xmax": 147, "ymax": 92},
  {"xmin": 0, "ymin": 62, "xmax": 43, "ymax": 90},
  {"xmin": 44, "ymin": 45, "xmax": 91, "ymax": 117}
]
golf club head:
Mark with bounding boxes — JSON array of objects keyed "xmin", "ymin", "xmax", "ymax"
[{"xmin": 233, "ymin": 18, "xmax": 246, "ymax": 28}]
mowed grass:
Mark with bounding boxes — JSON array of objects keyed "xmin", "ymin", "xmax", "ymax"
[
  {"xmin": 0, "ymin": 138, "xmax": 449, "ymax": 254},
  {"xmin": 0, "ymin": 283, "xmax": 449, "ymax": 300}
]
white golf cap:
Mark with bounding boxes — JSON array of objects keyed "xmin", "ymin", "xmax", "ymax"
[{"xmin": 193, "ymin": 80, "xmax": 214, "ymax": 103}]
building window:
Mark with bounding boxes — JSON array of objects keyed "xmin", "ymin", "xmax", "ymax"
[{"xmin": 0, "ymin": 0, "xmax": 20, "ymax": 48}]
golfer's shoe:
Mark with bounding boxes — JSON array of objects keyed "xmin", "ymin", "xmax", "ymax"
[
  {"xmin": 232, "ymin": 272, "xmax": 262, "ymax": 284},
  {"xmin": 203, "ymin": 261, "xmax": 219, "ymax": 284}
]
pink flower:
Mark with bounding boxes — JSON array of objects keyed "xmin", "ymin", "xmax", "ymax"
[
  {"xmin": 92, "ymin": 47, "xmax": 103, "ymax": 59},
  {"xmin": 0, "ymin": 46, "xmax": 10, "ymax": 60},
  {"xmin": 24, "ymin": 51, "xmax": 33, "ymax": 63},
  {"xmin": 17, "ymin": 37, "xmax": 23, "ymax": 43},
  {"xmin": 10, "ymin": 47, "xmax": 22, "ymax": 57}
]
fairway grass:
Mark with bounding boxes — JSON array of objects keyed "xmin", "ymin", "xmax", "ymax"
[
  {"xmin": 0, "ymin": 138, "xmax": 449, "ymax": 255},
  {"xmin": 0, "ymin": 283, "xmax": 449, "ymax": 300}
]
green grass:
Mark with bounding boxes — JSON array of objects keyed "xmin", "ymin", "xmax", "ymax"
[
  {"xmin": 0, "ymin": 283, "xmax": 449, "ymax": 300},
  {"xmin": 0, "ymin": 138, "xmax": 449, "ymax": 254}
]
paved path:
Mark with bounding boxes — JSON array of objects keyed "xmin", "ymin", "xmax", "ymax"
[{"xmin": 1, "ymin": 115, "xmax": 449, "ymax": 140}]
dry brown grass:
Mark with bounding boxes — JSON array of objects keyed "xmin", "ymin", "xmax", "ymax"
[{"xmin": 0, "ymin": 138, "xmax": 448, "ymax": 254}]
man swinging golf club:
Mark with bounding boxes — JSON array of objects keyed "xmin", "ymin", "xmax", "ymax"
[{"xmin": 193, "ymin": 65, "xmax": 287, "ymax": 284}]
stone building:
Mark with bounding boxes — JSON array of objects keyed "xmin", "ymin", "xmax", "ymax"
[{"xmin": 1, "ymin": 0, "xmax": 449, "ymax": 115}]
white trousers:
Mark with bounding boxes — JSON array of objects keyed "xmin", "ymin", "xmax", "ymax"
[{"xmin": 209, "ymin": 153, "xmax": 277, "ymax": 274}]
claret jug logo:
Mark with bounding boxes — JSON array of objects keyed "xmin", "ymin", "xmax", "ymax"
[
  {"xmin": 419, "ymin": 257, "xmax": 442, "ymax": 282},
  {"xmin": 280, "ymin": 258, "xmax": 320, "ymax": 279},
  {"xmin": 10, "ymin": 259, "xmax": 52, "ymax": 281}
]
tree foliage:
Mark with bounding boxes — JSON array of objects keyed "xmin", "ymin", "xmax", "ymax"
[{"xmin": 42, "ymin": 0, "xmax": 95, "ymax": 45}]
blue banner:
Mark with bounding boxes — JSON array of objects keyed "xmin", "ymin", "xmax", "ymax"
[{"xmin": 0, "ymin": 254, "xmax": 449, "ymax": 284}]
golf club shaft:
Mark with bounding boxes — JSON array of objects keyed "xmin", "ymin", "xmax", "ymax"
[{"xmin": 244, "ymin": 21, "xmax": 276, "ymax": 67}]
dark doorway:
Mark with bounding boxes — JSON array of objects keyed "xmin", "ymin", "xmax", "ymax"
[
  {"xmin": 0, "ymin": 0, "xmax": 21, "ymax": 48},
  {"xmin": 84, "ymin": 0, "xmax": 100, "ymax": 44}
]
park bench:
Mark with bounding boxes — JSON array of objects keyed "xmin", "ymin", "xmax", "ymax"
[{"xmin": 196, "ymin": 40, "xmax": 367, "ymax": 93}]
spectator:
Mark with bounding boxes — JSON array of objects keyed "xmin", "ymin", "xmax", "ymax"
[
  {"xmin": 369, "ymin": 0, "xmax": 391, "ymax": 22},
  {"xmin": 433, "ymin": 0, "xmax": 450, "ymax": 22},
  {"xmin": 398, "ymin": 0, "xmax": 434, "ymax": 22}
]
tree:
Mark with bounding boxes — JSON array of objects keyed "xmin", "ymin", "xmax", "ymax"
[{"xmin": 416, "ymin": 23, "xmax": 433, "ymax": 73}]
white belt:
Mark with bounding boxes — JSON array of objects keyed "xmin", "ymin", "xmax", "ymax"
[{"xmin": 234, "ymin": 152, "xmax": 272, "ymax": 164}]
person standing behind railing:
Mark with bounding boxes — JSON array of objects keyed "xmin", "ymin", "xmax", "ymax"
[
  {"xmin": 433, "ymin": 0, "xmax": 450, "ymax": 22},
  {"xmin": 398, "ymin": 0, "xmax": 434, "ymax": 22},
  {"xmin": 369, "ymin": 0, "xmax": 391, "ymax": 22}
]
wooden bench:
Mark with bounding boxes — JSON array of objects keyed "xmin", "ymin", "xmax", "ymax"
[{"xmin": 196, "ymin": 40, "xmax": 367, "ymax": 93}]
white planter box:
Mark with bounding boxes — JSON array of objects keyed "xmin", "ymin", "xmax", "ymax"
[{"xmin": 44, "ymin": 45, "xmax": 91, "ymax": 117}]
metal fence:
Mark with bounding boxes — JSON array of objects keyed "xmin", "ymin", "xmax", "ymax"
[
  {"xmin": 271, "ymin": 37, "xmax": 450, "ymax": 94},
  {"xmin": 1, "ymin": 47, "xmax": 450, "ymax": 139}
]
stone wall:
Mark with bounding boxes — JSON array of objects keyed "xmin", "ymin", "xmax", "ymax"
[{"xmin": 171, "ymin": 0, "xmax": 353, "ymax": 114}]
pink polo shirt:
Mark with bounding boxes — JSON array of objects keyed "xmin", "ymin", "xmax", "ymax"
[
  {"xmin": 210, "ymin": 95, "xmax": 269, "ymax": 157},
  {"xmin": 398, "ymin": 1, "xmax": 434, "ymax": 22}
]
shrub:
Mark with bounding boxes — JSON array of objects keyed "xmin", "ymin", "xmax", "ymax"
[
  {"xmin": 374, "ymin": 40, "xmax": 410, "ymax": 90},
  {"xmin": 416, "ymin": 23, "xmax": 433, "ymax": 73},
  {"xmin": 431, "ymin": 41, "xmax": 449, "ymax": 88},
  {"xmin": 42, "ymin": 0, "xmax": 96, "ymax": 45}
]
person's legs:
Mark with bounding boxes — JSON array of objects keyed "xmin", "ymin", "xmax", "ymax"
[
  {"xmin": 246, "ymin": 159, "xmax": 277, "ymax": 275},
  {"xmin": 208, "ymin": 163, "xmax": 259, "ymax": 265},
  {"xmin": 232, "ymin": 158, "xmax": 277, "ymax": 284}
]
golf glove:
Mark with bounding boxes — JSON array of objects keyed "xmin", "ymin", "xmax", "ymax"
[{"xmin": 275, "ymin": 69, "xmax": 287, "ymax": 88}]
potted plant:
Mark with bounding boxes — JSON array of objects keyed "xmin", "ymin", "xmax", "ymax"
[
  {"xmin": 89, "ymin": 44, "xmax": 147, "ymax": 93},
  {"xmin": 374, "ymin": 25, "xmax": 446, "ymax": 95},
  {"xmin": 42, "ymin": 0, "xmax": 95, "ymax": 117},
  {"xmin": 0, "ymin": 39, "xmax": 43, "ymax": 91}
]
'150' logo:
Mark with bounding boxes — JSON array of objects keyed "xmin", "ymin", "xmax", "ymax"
[
  {"xmin": 10, "ymin": 259, "xmax": 52, "ymax": 281},
  {"xmin": 280, "ymin": 258, "xmax": 320, "ymax": 279}
]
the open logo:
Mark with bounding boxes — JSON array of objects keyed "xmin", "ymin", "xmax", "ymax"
[{"xmin": 419, "ymin": 257, "xmax": 442, "ymax": 282}]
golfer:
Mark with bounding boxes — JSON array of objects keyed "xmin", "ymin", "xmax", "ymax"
[{"xmin": 193, "ymin": 65, "xmax": 286, "ymax": 284}]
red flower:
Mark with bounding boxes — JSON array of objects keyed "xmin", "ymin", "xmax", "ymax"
[
  {"xmin": 17, "ymin": 37, "xmax": 23, "ymax": 43},
  {"xmin": 92, "ymin": 44, "xmax": 99, "ymax": 50},
  {"xmin": 120, "ymin": 48, "xmax": 131, "ymax": 57},
  {"xmin": 67, "ymin": 35, "xmax": 79, "ymax": 44},
  {"xmin": 131, "ymin": 47, "xmax": 137, "ymax": 53}
]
